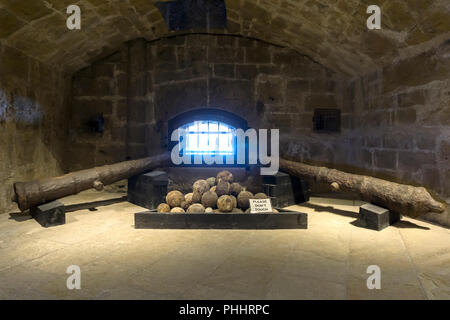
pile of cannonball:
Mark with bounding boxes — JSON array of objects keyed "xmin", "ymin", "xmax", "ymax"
[{"xmin": 157, "ymin": 170, "xmax": 279, "ymax": 214}]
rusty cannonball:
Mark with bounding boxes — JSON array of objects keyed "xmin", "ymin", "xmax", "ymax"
[
  {"xmin": 216, "ymin": 180, "xmax": 230, "ymax": 197},
  {"xmin": 180, "ymin": 201, "xmax": 189, "ymax": 210},
  {"xmin": 192, "ymin": 190, "xmax": 202, "ymax": 203},
  {"xmin": 184, "ymin": 193, "xmax": 193, "ymax": 205},
  {"xmin": 166, "ymin": 190, "xmax": 184, "ymax": 208},
  {"xmin": 217, "ymin": 195, "xmax": 234, "ymax": 212},
  {"xmin": 206, "ymin": 177, "xmax": 216, "ymax": 187},
  {"xmin": 230, "ymin": 195, "xmax": 237, "ymax": 209},
  {"xmin": 187, "ymin": 203, "xmax": 206, "ymax": 213},
  {"xmin": 237, "ymin": 191, "xmax": 254, "ymax": 210},
  {"xmin": 254, "ymin": 193, "xmax": 268, "ymax": 199},
  {"xmin": 157, "ymin": 203, "xmax": 170, "ymax": 213},
  {"xmin": 205, "ymin": 207, "xmax": 214, "ymax": 213},
  {"xmin": 210, "ymin": 186, "xmax": 217, "ymax": 193},
  {"xmin": 201, "ymin": 191, "xmax": 218, "ymax": 208},
  {"xmin": 216, "ymin": 170, "xmax": 233, "ymax": 184},
  {"xmin": 193, "ymin": 179, "xmax": 210, "ymax": 195},
  {"xmin": 230, "ymin": 182, "xmax": 242, "ymax": 196},
  {"xmin": 170, "ymin": 207, "xmax": 185, "ymax": 213}
]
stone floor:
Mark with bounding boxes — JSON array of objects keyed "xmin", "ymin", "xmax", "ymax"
[{"xmin": 0, "ymin": 194, "xmax": 449, "ymax": 300}]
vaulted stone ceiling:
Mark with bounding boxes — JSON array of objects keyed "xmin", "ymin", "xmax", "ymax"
[{"xmin": 0, "ymin": 0, "xmax": 449, "ymax": 75}]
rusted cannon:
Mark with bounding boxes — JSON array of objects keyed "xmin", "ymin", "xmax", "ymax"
[
  {"xmin": 12, "ymin": 153, "xmax": 170, "ymax": 212},
  {"xmin": 280, "ymin": 158, "xmax": 446, "ymax": 218},
  {"xmin": 11, "ymin": 153, "xmax": 446, "ymax": 219}
]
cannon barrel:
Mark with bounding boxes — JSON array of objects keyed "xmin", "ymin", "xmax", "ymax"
[
  {"xmin": 280, "ymin": 158, "xmax": 446, "ymax": 218},
  {"xmin": 12, "ymin": 153, "xmax": 170, "ymax": 212}
]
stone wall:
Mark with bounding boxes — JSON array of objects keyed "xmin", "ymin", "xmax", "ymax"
[
  {"xmin": 69, "ymin": 34, "xmax": 349, "ymax": 170},
  {"xmin": 69, "ymin": 49, "xmax": 129, "ymax": 170},
  {"xmin": 349, "ymin": 41, "xmax": 450, "ymax": 226},
  {"xmin": 68, "ymin": 33, "xmax": 449, "ymax": 226},
  {"xmin": 0, "ymin": 43, "xmax": 69, "ymax": 213}
]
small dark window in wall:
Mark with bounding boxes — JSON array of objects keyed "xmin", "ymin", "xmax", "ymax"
[{"xmin": 313, "ymin": 109, "xmax": 340, "ymax": 132}]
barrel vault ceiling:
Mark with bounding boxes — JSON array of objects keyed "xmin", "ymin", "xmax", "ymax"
[{"xmin": 0, "ymin": 0, "xmax": 449, "ymax": 75}]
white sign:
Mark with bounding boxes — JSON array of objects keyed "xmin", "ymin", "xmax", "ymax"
[{"xmin": 249, "ymin": 198, "xmax": 273, "ymax": 213}]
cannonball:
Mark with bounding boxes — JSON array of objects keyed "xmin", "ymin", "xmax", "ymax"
[
  {"xmin": 170, "ymin": 207, "xmax": 185, "ymax": 213},
  {"xmin": 193, "ymin": 179, "xmax": 209, "ymax": 195},
  {"xmin": 232, "ymin": 208, "xmax": 244, "ymax": 213},
  {"xmin": 205, "ymin": 207, "xmax": 214, "ymax": 213},
  {"xmin": 192, "ymin": 190, "xmax": 202, "ymax": 203},
  {"xmin": 216, "ymin": 170, "xmax": 233, "ymax": 184},
  {"xmin": 166, "ymin": 190, "xmax": 184, "ymax": 208},
  {"xmin": 230, "ymin": 195, "xmax": 237, "ymax": 209},
  {"xmin": 180, "ymin": 201, "xmax": 189, "ymax": 210},
  {"xmin": 157, "ymin": 203, "xmax": 170, "ymax": 213},
  {"xmin": 216, "ymin": 180, "xmax": 230, "ymax": 197},
  {"xmin": 217, "ymin": 195, "xmax": 234, "ymax": 212},
  {"xmin": 210, "ymin": 186, "xmax": 217, "ymax": 193},
  {"xmin": 237, "ymin": 191, "xmax": 254, "ymax": 210},
  {"xmin": 206, "ymin": 177, "xmax": 216, "ymax": 187},
  {"xmin": 201, "ymin": 191, "xmax": 218, "ymax": 208},
  {"xmin": 187, "ymin": 203, "xmax": 206, "ymax": 213},
  {"xmin": 230, "ymin": 182, "xmax": 242, "ymax": 196},
  {"xmin": 254, "ymin": 193, "xmax": 268, "ymax": 199},
  {"xmin": 185, "ymin": 193, "xmax": 193, "ymax": 205}
]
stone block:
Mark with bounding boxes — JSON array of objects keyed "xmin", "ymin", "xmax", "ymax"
[
  {"xmin": 30, "ymin": 201, "xmax": 66, "ymax": 228},
  {"xmin": 235, "ymin": 64, "xmax": 258, "ymax": 80},
  {"xmin": 382, "ymin": 132, "xmax": 414, "ymax": 149},
  {"xmin": 358, "ymin": 203, "xmax": 401, "ymax": 231},
  {"xmin": 208, "ymin": 47, "xmax": 244, "ymax": 63},
  {"xmin": 128, "ymin": 125, "xmax": 147, "ymax": 144},
  {"xmin": 439, "ymin": 140, "xmax": 450, "ymax": 162},
  {"xmin": 177, "ymin": 46, "xmax": 207, "ymax": 68},
  {"xmin": 263, "ymin": 173, "xmax": 309, "ymax": 207},
  {"xmin": 305, "ymin": 94, "xmax": 336, "ymax": 111},
  {"xmin": 395, "ymin": 108, "xmax": 417, "ymax": 124},
  {"xmin": 216, "ymin": 35, "xmax": 236, "ymax": 47},
  {"xmin": 128, "ymin": 171, "xmax": 169, "ymax": 210},
  {"xmin": 398, "ymin": 151, "xmax": 436, "ymax": 172},
  {"xmin": 154, "ymin": 79, "xmax": 208, "ymax": 119},
  {"xmin": 286, "ymin": 80, "xmax": 309, "ymax": 104},
  {"xmin": 398, "ymin": 90, "xmax": 426, "ymax": 108},
  {"xmin": 256, "ymin": 76, "xmax": 284, "ymax": 105},
  {"xmin": 310, "ymin": 79, "xmax": 336, "ymax": 93},
  {"xmin": 127, "ymin": 144, "xmax": 148, "ymax": 159},
  {"xmin": 208, "ymin": 78, "xmax": 254, "ymax": 113},
  {"xmin": 245, "ymin": 47, "xmax": 271, "ymax": 64},
  {"xmin": 262, "ymin": 171, "xmax": 291, "ymax": 185},
  {"xmin": 238, "ymin": 37, "xmax": 255, "ymax": 47},
  {"xmin": 374, "ymin": 150, "xmax": 397, "ymax": 170},
  {"xmin": 214, "ymin": 64, "xmax": 235, "ymax": 78}
]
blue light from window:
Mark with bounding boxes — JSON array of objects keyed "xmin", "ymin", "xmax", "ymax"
[{"xmin": 179, "ymin": 120, "xmax": 235, "ymax": 155}]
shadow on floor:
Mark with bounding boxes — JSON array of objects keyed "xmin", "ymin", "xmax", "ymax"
[
  {"xmin": 349, "ymin": 218, "xmax": 430, "ymax": 231},
  {"xmin": 301, "ymin": 202, "xmax": 358, "ymax": 219},
  {"xmin": 303, "ymin": 203, "xmax": 431, "ymax": 231},
  {"xmin": 9, "ymin": 211, "xmax": 32, "ymax": 222},
  {"xmin": 392, "ymin": 220, "xmax": 430, "ymax": 230}
]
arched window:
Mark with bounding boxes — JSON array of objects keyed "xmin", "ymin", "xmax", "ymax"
[
  {"xmin": 179, "ymin": 120, "xmax": 236, "ymax": 155},
  {"xmin": 167, "ymin": 108, "xmax": 248, "ymax": 166}
]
